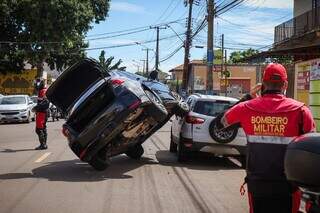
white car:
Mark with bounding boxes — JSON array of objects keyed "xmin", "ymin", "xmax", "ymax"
[
  {"xmin": 0, "ymin": 95, "xmax": 35, "ymax": 123},
  {"xmin": 171, "ymin": 94, "xmax": 247, "ymax": 167}
]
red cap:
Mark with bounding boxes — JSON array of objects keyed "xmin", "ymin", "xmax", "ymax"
[
  {"xmin": 262, "ymin": 63, "xmax": 287, "ymax": 82},
  {"xmin": 38, "ymin": 88, "xmax": 47, "ymax": 98}
]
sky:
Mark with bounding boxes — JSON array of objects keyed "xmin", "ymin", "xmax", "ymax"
[{"xmin": 85, "ymin": 0, "xmax": 293, "ymax": 74}]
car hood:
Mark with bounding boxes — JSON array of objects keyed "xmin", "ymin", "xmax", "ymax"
[
  {"xmin": 0, "ymin": 104, "xmax": 28, "ymax": 111},
  {"xmin": 46, "ymin": 58, "xmax": 109, "ymax": 112}
]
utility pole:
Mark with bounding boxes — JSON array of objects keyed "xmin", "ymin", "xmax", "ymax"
[
  {"xmin": 142, "ymin": 48, "xmax": 152, "ymax": 76},
  {"xmin": 150, "ymin": 26, "xmax": 166, "ymax": 71},
  {"xmin": 221, "ymin": 33, "xmax": 224, "ymax": 95},
  {"xmin": 206, "ymin": 0, "xmax": 214, "ymax": 94},
  {"xmin": 224, "ymin": 49, "xmax": 228, "ymax": 97},
  {"xmin": 182, "ymin": 0, "xmax": 194, "ymax": 92},
  {"xmin": 140, "ymin": 59, "xmax": 146, "ymax": 75}
]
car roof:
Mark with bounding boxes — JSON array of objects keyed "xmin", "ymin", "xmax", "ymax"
[{"xmin": 189, "ymin": 94, "xmax": 239, "ymax": 102}]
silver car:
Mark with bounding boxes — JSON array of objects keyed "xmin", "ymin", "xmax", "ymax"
[
  {"xmin": 171, "ymin": 94, "xmax": 247, "ymax": 167},
  {"xmin": 0, "ymin": 95, "xmax": 35, "ymax": 123}
]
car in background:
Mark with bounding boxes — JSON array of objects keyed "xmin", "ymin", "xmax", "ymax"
[
  {"xmin": 46, "ymin": 58, "xmax": 189, "ymax": 171},
  {"xmin": 171, "ymin": 93, "xmax": 247, "ymax": 167},
  {"xmin": 0, "ymin": 95, "xmax": 35, "ymax": 123},
  {"xmin": 0, "ymin": 94, "xmax": 3, "ymax": 98}
]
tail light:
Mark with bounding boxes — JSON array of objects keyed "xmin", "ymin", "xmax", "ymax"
[
  {"xmin": 111, "ymin": 79, "xmax": 125, "ymax": 85},
  {"xmin": 129, "ymin": 100, "xmax": 141, "ymax": 110},
  {"xmin": 185, "ymin": 115, "xmax": 205, "ymax": 124},
  {"xmin": 62, "ymin": 126, "xmax": 70, "ymax": 138}
]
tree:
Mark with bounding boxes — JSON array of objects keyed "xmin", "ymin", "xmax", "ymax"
[
  {"xmin": 0, "ymin": 0, "xmax": 110, "ymax": 76},
  {"xmin": 98, "ymin": 50, "xmax": 126, "ymax": 73},
  {"xmin": 229, "ymin": 48, "xmax": 260, "ymax": 64}
]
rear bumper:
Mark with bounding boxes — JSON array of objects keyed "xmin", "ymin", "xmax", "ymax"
[{"xmin": 177, "ymin": 136, "xmax": 247, "ymax": 156}]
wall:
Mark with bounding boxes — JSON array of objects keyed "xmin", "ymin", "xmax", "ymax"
[
  {"xmin": 294, "ymin": 0, "xmax": 312, "ymax": 17},
  {"xmin": 295, "ymin": 58, "xmax": 320, "ymax": 132},
  {"xmin": 0, "ymin": 69, "xmax": 37, "ymax": 95}
]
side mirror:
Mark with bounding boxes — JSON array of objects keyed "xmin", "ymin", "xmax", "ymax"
[{"xmin": 28, "ymin": 101, "xmax": 33, "ymax": 105}]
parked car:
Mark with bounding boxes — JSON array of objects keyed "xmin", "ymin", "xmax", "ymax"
[
  {"xmin": 0, "ymin": 95, "xmax": 35, "ymax": 123},
  {"xmin": 46, "ymin": 58, "xmax": 189, "ymax": 171},
  {"xmin": 170, "ymin": 93, "xmax": 247, "ymax": 166}
]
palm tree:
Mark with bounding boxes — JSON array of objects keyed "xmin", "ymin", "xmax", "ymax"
[{"xmin": 99, "ymin": 50, "xmax": 126, "ymax": 73}]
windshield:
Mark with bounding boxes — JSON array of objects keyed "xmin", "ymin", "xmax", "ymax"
[
  {"xmin": 193, "ymin": 100, "xmax": 235, "ymax": 117},
  {"xmin": 0, "ymin": 97, "xmax": 26, "ymax": 105}
]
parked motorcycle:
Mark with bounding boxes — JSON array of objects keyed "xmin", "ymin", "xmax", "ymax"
[
  {"xmin": 285, "ymin": 133, "xmax": 320, "ymax": 213},
  {"xmin": 49, "ymin": 104, "xmax": 59, "ymax": 122}
]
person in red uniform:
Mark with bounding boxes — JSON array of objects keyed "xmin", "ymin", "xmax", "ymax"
[
  {"xmin": 220, "ymin": 63, "xmax": 316, "ymax": 213},
  {"xmin": 33, "ymin": 80, "xmax": 49, "ymax": 150}
]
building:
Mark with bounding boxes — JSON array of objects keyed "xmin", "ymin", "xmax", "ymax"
[
  {"xmin": 250, "ymin": 0, "xmax": 320, "ymax": 131},
  {"xmin": 169, "ymin": 60, "xmax": 261, "ymax": 99}
]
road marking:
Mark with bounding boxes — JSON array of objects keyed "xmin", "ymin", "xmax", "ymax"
[{"xmin": 35, "ymin": 152, "xmax": 51, "ymax": 163}]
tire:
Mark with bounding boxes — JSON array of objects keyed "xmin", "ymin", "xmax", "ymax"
[
  {"xmin": 144, "ymin": 89, "xmax": 168, "ymax": 122},
  {"xmin": 209, "ymin": 113, "xmax": 238, "ymax": 144},
  {"xmin": 125, "ymin": 144, "xmax": 144, "ymax": 159},
  {"xmin": 173, "ymin": 100, "xmax": 190, "ymax": 117},
  {"xmin": 177, "ymin": 140, "xmax": 189, "ymax": 162},
  {"xmin": 26, "ymin": 112, "xmax": 31, "ymax": 123},
  {"xmin": 88, "ymin": 150, "xmax": 110, "ymax": 171},
  {"xmin": 170, "ymin": 131, "xmax": 177, "ymax": 153}
]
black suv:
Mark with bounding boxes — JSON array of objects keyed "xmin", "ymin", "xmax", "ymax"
[{"xmin": 46, "ymin": 59, "xmax": 188, "ymax": 170}]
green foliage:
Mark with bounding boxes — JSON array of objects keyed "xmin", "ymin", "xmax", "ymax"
[
  {"xmin": 229, "ymin": 48, "xmax": 260, "ymax": 64},
  {"xmin": 0, "ymin": 0, "xmax": 110, "ymax": 75},
  {"xmin": 99, "ymin": 50, "xmax": 126, "ymax": 73}
]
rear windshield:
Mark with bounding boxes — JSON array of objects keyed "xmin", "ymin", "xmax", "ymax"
[
  {"xmin": 68, "ymin": 83, "xmax": 114, "ymax": 132},
  {"xmin": 193, "ymin": 100, "xmax": 235, "ymax": 116}
]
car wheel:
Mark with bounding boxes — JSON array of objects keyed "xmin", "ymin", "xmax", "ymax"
[
  {"xmin": 144, "ymin": 88, "xmax": 168, "ymax": 122},
  {"xmin": 170, "ymin": 130, "xmax": 177, "ymax": 153},
  {"xmin": 26, "ymin": 112, "xmax": 31, "ymax": 123},
  {"xmin": 88, "ymin": 150, "xmax": 110, "ymax": 171},
  {"xmin": 126, "ymin": 144, "xmax": 144, "ymax": 159},
  {"xmin": 177, "ymin": 140, "xmax": 189, "ymax": 162},
  {"xmin": 209, "ymin": 113, "xmax": 238, "ymax": 144},
  {"xmin": 173, "ymin": 101, "xmax": 189, "ymax": 117}
]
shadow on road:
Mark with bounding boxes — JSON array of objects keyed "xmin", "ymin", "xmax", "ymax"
[
  {"xmin": 155, "ymin": 150, "xmax": 242, "ymax": 171},
  {"xmin": 0, "ymin": 155, "xmax": 158, "ymax": 182},
  {"xmin": 0, "ymin": 148, "xmax": 36, "ymax": 153}
]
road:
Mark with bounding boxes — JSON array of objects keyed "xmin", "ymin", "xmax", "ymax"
[{"xmin": 0, "ymin": 121, "xmax": 248, "ymax": 213}]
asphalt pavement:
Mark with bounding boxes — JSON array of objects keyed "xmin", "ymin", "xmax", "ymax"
[{"xmin": 0, "ymin": 120, "xmax": 248, "ymax": 213}]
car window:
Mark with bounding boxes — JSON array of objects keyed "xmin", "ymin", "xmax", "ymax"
[
  {"xmin": 193, "ymin": 100, "xmax": 234, "ymax": 117},
  {"xmin": 0, "ymin": 97, "xmax": 26, "ymax": 105}
]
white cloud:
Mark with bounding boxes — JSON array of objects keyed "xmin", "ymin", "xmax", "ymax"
[
  {"xmin": 244, "ymin": 0, "xmax": 293, "ymax": 9},
  {"xmin": 111, "ymin": 2, "xmax": 146, "ymax": 14}
]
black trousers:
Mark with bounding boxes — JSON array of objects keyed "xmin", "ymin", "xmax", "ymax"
[
  {"xmin": 36, "ymin": 127, "xmax": 47, "ymax": 145},
  {"xmin": 249, "ymin": 193, "xmax": 292, "ymax": 213}
]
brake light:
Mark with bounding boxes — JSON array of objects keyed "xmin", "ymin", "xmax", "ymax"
[
  {"xmin": 185, "ymin": 115, "xmax": 205, "ymax": 124},
  {"xmin": 111, "ymin": 79, "xmax": 125, "ymax": 85},
  {"xmin": 62, "ymin": 126, "xmax": 70, "ymax": 138},
  {"xmin": 129, "ymin": 100, "xmax": 141, "ymax": 109}
]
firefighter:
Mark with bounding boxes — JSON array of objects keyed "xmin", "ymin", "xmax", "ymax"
[
  {"xmin": 33, "ymin": 80, "xmax": 49, "ymax": 150},
  {"xmin": 220, "ymin": 63, "xmax": 316, "ymax": 213}
]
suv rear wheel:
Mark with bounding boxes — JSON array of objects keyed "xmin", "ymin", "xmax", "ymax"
[
  {"xmin": 126, "ymin": 144, "xmax": 144, "ymax": 159},
  {"xmin": 89, "ymin": 149, "xmax": 110, "ymax": 171}
]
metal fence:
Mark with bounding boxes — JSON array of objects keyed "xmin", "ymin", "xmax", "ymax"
[{"xmin": 275, "ymin": 7, "xmax": 320, "ymax": 44}]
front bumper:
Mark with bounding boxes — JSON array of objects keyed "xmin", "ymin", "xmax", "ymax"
[{"xmin": 0, "ymin": 111, "xmax": 29, "ymax": 123}]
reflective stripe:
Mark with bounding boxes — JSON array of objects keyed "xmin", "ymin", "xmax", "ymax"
[{"xmin": 247, "ymin": 135, "xmax": 295, "ymax": 145}]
